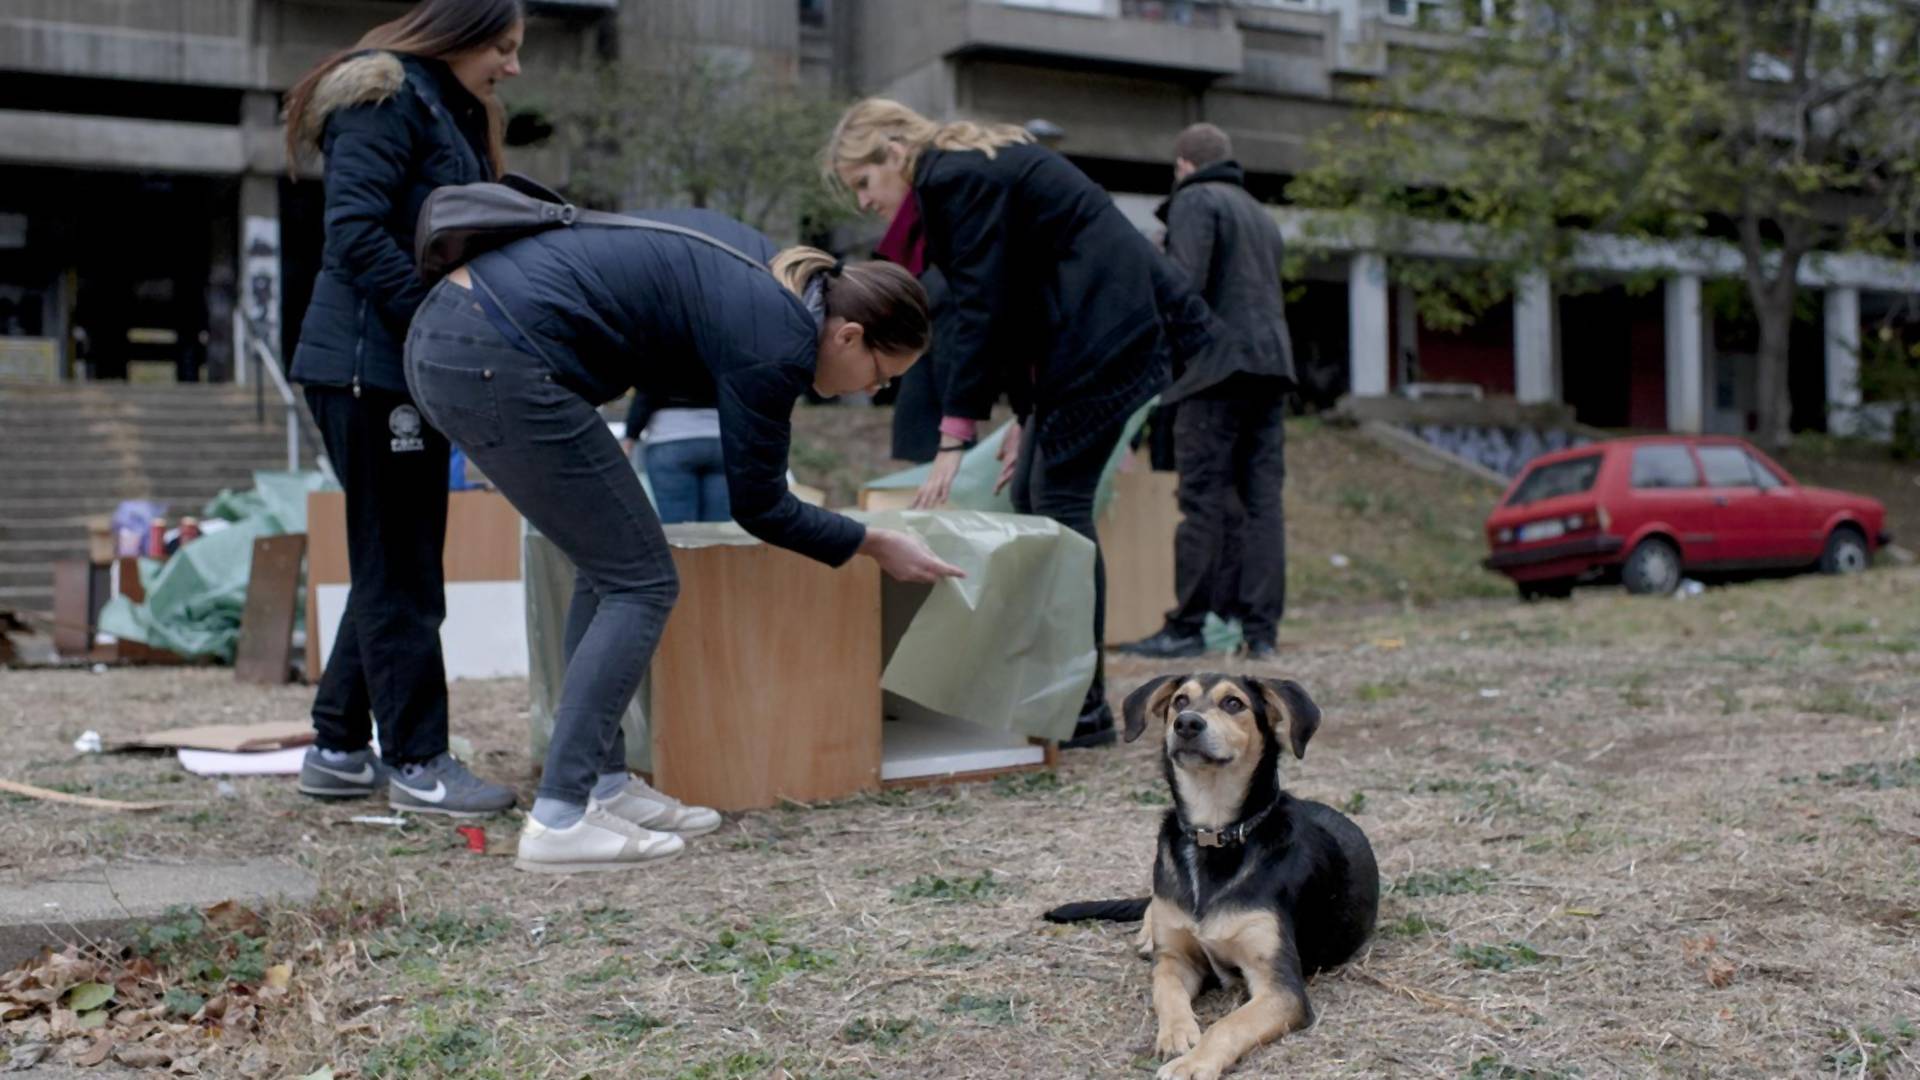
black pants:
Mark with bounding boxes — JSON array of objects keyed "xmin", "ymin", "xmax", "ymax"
[
  {"xmin": 304, "ymin": 384, "xmax": 451, "ymax": 764},
  {"xmin": 1010, "ymin": 406, "xmax": 1135, "ymax": 716},
  {"xmin": 1167, "ymin": 376, "xmax": 1288, "ymax": 647},
  {"xmin": 405, "ymin": 282, "xmax": 680, "ymax": 804}
]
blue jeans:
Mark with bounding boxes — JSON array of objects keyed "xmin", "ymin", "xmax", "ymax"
[
  {"xmin": 404, "ymin": 281, "xmax": 680, "ymax": 804},
  {"xmin": 646, "ymin": 438, "xmax": 730, "ymax": 524}
]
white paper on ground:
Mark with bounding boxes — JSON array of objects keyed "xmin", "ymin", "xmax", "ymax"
[{"xmin": 178, "ymin": 746, "xmax": 307, "ymax": 777}]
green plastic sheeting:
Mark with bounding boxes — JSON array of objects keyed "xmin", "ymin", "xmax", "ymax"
[
  {"xmin": 861, "ymin": 398, "xmax": 1158, "ymax": 516},
  {"xmin": 97, "ymin": 471, "xmax": 335, "ymax": 661},
  {"xmin": 524, "ymin": 509, "xmax": 1098, "ymax": 770}
]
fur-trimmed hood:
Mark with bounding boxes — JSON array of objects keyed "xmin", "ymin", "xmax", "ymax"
[{"xmin": 292, "ymin": 51, "xmax": 407, "ymax": 155}]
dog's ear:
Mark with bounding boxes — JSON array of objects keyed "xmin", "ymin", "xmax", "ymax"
[
  {"xmin": 1121, "ymin": 675, "xmax": 1182, "ymax": 743},
  {"xmin": 1254, "ymin": 679, "xmax": 1322, "ymax": 760}
]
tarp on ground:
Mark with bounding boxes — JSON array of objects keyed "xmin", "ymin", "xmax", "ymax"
[
  {"xmin": 525, "ymin": 510, "xmax": 1097, "ymax": 771},
  {"xmin": 860, "ymin": 398, "xmax": 1159, "ymax": 516},
  {"xmin": 98, "ymin": 471, "xmax": 335, "ymax": 661}
]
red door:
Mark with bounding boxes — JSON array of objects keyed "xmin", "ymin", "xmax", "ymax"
[{"xmin": 1622, "ymin": 444, "xmax": 1719, "ymax": 564}]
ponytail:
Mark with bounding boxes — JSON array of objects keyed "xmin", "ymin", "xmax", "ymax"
[{"xmin": 772, "ymin": 246, "xmax": 931, "ymax": 357}]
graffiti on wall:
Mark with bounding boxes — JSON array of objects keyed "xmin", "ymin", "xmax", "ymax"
[{"xmin": 1407, "ymin": 424, "xmax": 1591, "ymax": 478}]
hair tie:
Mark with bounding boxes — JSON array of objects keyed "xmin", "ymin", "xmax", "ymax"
[{"xmin": 829, "ymin": 258, "xmax": 846, "ymax": 277}]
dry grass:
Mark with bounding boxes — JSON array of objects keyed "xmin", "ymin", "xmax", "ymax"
[{"xmin": 3, "ymin": 569, "xmax": 1918, "ymax": 1078}]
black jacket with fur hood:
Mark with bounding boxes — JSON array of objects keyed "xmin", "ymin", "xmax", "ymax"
[{"xmin": 289, "ymin": 51, "xmax": 493, "ymax": 395}]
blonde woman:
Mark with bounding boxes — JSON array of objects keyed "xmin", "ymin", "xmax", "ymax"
[
  {"xmin": 828, "ymin": 98, "xmax": 1211, "ymax": 748},
  {"xmin": 404, "ymin": 209, "xmax": 962, "ymax": 873}
]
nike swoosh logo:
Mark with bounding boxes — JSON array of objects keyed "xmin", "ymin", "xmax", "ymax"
[
  {"xmin": 312, "ymin": 763, "xmax": 375, "ymax": 784},
  {"xmin": 398, "ymin": 780, "xmax": 449, "ymax": 804}
]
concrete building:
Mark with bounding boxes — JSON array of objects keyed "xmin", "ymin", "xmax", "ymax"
[
  {"xmin": 4, "ymin": 0, "xmax": 1915, "ymax": 439},
  {"xmin": 0, "ymin": 0, "xmax": 793, "ymax": 383},
  {"xmin": 830, "ymin": 0, "xmax": 1920, "ymax": 437}
]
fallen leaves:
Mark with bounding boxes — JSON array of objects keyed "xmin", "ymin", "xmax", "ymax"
[{"xmin": 1681, "ymin": 934, "xmax": 1739, "ymax": 989}]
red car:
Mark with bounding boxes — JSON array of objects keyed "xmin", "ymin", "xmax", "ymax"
[{"xmin": 1485, "ymin": 436, "xmax": 1891, "ymax": 598}]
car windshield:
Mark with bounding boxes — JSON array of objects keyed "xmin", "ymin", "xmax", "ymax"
[{"xmin": 1507, "ymin": 455, "xmax": 1601, "ymax": 506}]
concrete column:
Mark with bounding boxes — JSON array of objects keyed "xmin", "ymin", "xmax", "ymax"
[
  {"xmin": 1824, "ymin": 286, "xmax": 1862, "ymax": 436},
  {"xmin": 1349, "ymin": 252, "xmax": 1390, "ymax": 397},
  {"xmin": 1513, "ymin": 268, "xmax": 1556, "ymax": 403},
  {"xmin": 1664, "ymin": 274, "xmax": 1705, "ymax": 433}
]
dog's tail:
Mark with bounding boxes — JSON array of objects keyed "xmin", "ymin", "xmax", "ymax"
[{"xmin": 1042, "ymin": 897, "xmax": 1150, "ymax": 924}]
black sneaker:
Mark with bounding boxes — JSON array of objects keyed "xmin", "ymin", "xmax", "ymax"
[
  {"xmin": 1060, "ymin": 702, "xmax": 1118, "ymax": 750},
  {"xmin": 1112, "ymin": 628, "xmax": 1206, "ymax": 659}
]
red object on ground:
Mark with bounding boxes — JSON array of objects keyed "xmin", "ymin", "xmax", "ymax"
[
  {"xmin": 456, "ymin": 826, "xmax": 487, "ymax": 853},
  {"xmin": 147, "ymin": 520, "xmax": 167, "ymax": 558},
  {"xmin": 1483, "ymin": 434, "xmax": 1890, "ymax": 598}
]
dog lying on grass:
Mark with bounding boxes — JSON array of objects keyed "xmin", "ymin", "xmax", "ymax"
[{"xmin": 1045, "ymin": 673, "xmax": 1379, "ymax": 1080}]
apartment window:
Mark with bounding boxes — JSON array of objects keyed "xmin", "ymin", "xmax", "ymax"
[
  {"xmin": 800, "ymin": 0, "xmax": 828, "ymax": 28},
  {"xmin": 1001, "ymin": 0, "xmax": 1113, "ymax": 15}
]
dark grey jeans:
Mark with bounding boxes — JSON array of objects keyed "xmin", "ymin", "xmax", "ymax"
[
  {"xmin": 404, "ymin": 281, "xmax": 680, "ymax": 804},
  {"xmin": 1167, "ymin": 375, "xmax": 1288, "ymax": 647}
]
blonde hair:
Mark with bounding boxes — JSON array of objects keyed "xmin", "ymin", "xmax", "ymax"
[
  {"xmin": 771, "ymin": 247, "xmax": 931, "ymax": 357},
  {"xmin": 822, "ymin": 98, "xmax": 1033, "ymax": 191}
]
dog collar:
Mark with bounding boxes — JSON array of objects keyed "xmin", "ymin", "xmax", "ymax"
[{"xmin": 1180, "ymin": 798, "xmax": 1278, "ymax": 849}]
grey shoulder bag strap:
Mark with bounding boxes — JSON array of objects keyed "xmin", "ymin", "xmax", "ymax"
[{"xmin": 416, "ymin": 175, "xmax": 770, "ymax": 282}]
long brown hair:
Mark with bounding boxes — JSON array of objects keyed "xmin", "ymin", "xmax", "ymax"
[
  {"xmin": 772, "ymin": 248, "xmax": 931, "ymax": 357},
  {"xmin": 284, "ymin": 0, "xmax": 524, "ymax": 176}
]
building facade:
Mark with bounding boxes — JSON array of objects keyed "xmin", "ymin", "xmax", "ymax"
[{"xmin": 4, "ymin": 0, "xmax": 1915, "ymax": 438}]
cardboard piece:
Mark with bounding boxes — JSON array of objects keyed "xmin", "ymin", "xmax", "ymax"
[
  {"xmin": 234, "ymin": 534, "xmax": 307, "ymax": 686},
  {"xmin": 122, "ymin": 721, "xmax": 314, "ymax": 753},
  {"xmin": 0, "ymin": 778, "xmax": 182, "ymax": 813},
  {"xmin": 178, "ymin": 746, "xmax": 307, "ymax": 777}
]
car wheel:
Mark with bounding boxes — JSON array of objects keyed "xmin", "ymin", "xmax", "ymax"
[
  {"xmin": 1819, "ymin": 527, "xmax": 1869, "ymax": 575},
  {"xmin": 1622, "ymin": 538, "xmax": 1682, "ymax": 596}
]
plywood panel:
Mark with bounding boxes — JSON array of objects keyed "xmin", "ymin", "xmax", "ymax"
[
  {"xmin": 650, "ymin": 543, "xmax": 883, "ymax": 811},
  {"xmin": 305, "ymin": 489, "xmax": 523, "ymax": 678},
  {"xmin": 1099, "ymin": 465, "xmax": 1181, "ymax": 644},
  {"xmin": 234, "ymin": 534, "xmax": 306, "ymax": 685}
]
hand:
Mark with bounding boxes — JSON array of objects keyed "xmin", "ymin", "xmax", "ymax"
[
  {"xmin": 620, "ymin": 437, "xmax": 636, "ymax": 456},
  {"xmin": 859, "ymin": 527, "xmax": 966, "ymax": 583},
  {"xmin": 912, "ymin": 448, "xmax": 965, "ymax": 509},
  {"xmin": 994, "ymin": 420, "xmax": 1021, "ymax": 496}
]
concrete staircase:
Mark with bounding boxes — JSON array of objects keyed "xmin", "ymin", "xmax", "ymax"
[{"xmin": 0, "ymin": 382, "xmax": 319, "ymax": 616}]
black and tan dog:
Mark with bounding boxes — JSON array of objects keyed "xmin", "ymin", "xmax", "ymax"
[{"xmin": 1045, "ymin": 673, "xmax": 1379, "ymax": 1080}]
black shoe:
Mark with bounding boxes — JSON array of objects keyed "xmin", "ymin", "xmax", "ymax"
[
  {"xmin": 1112, "ymin": 628, "xmax": 1206, "ymax": 659},
  {"xmin": 1060, "ymin": 703, "xmax": 1118, "ymax": 750},
  {"xmin": 1242, "ymin": 640, "xmax": 1278, "ymax": 661}
]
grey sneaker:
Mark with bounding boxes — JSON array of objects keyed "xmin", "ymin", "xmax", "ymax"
[
  {"xmin": 598, "ymin": 775, "xmax": 723, "ymax": 837},
  {"xmin": 388, "ymin": 752, "xmax": 517, "ymax": 817},
  {"xmin": 298, "ymin": 747, "xmax": 383, "ymax": 799}
]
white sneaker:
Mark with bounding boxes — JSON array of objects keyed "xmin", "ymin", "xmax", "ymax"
[
  {"xmin": 599, "ymin": 775, "xmax": 723, "ymax": 837},
  {"xmin": 514, "ymin": 803, "xmax": 684, "ymax": 874}
]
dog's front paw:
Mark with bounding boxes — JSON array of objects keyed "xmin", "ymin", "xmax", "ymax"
[
  {"xmin": 1156, "ymin": 1053, "xmax": 1221, "ymax": 1080},
  {"xmin": 1154, "ymin": 1016, "xmax": 1201, "ymax": 1058}
]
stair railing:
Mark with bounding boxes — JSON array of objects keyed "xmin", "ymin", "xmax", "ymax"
[{"xmin": 236, "ymin": 311, "xmax": 336, "ymax": 485}]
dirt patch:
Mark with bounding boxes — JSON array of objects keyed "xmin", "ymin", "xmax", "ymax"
[{"xmin": 2, "ymin": 568, "xmax": 1916, "ymax": 1077}]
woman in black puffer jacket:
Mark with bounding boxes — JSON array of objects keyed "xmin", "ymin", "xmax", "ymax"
[{"xmin": 281, "ymin": 0, "xmax": 525, "ymax": 816}]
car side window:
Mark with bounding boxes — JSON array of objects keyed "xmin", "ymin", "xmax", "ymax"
[
  {"xmin": 1744, "ymin": 451, "xmax": 1784, "ymax": 489},
  {"xmin": 1631, "ymin": 445, "xmax": 1700, "ymax": 489},
  {"xmin": 1698, "ymin": 446, "xmax": 1759, "ymax": 488}
]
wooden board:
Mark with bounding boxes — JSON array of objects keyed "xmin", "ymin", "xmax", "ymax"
[
  {"xmin": 1099, "ymin": 464, "xmax": 1181, "ymax": 644},
  {"xmin": 51, "ymin": 560, "xmax": 102, "ymax": 658},
  {"xmin": 649, "ymin": 541, "xmax": 883, "ymax": 811},
  {"xmin": 305, "ymin": 489, "xmax": 524, "ymax": 678},
  {"xmin": 858, "ymin": 488, "xmax": 918, "ymax": 512},
  {"xmin": 234, "ymin": 534, "xmax": 307, "ymax": 686}
]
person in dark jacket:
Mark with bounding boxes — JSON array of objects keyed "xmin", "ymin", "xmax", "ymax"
[
  {"xmin": 830, "ymin": 98, "xmax": 1211, "ymax": 748},
  {"xmin": 282, "ymin": 0, "xmax": 524, "ymax": 815},
  {"xmin": 1117, "ymin": 123, "xmax": 1297, "ymax": 661},
  {"xmin": 887, "ymin": 267, "xmax": 951, "ymax": 464},
  {"xmin": 407, "ymin": 224, "xmax": 962, "ymax": 874}
]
